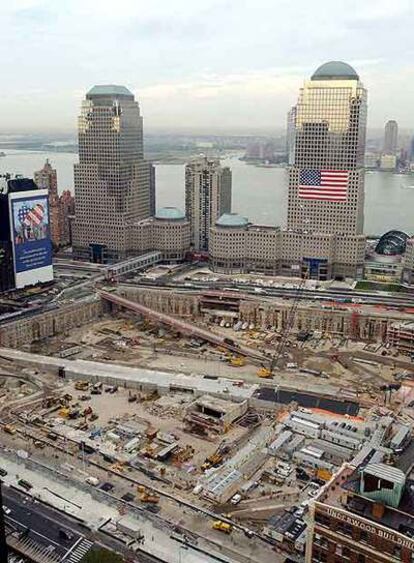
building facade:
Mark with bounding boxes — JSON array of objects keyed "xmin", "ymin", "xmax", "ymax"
[
  {"xmin": 185, "ymin": 156, "xmax": 232, "ymax": 252},
  {"xmin": 285, "ymin": 61, "xmax": 367, "ymax": 280},
  {"xmin": 72, "ymin": 85, "xmax": 152, "ymax": 263},
  {"xmin": 211, "ymin": 62, "xmax": 368, "ymax": 280},
  {"xmin": 132, "ymin": 207, "xmax": 190, "ymax": 262},
  {"xmin": 384, "ymin": 120, "xmax": 398, "ymax": 155},
  {"xmin": 209, "ymin": 213, "xmax": 281, "ymax": 275},
  {"xmin": 58, "ymin": 190, "xmax": 75, "ymax": 246},
  {"xmin": 306, "ymin": 463, "xmax": 414, "ymax": 563},
  {"xmin": 34, "ymin": 159, "xmax": 60, "ymax": 247}
]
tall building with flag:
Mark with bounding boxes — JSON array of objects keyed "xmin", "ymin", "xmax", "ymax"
[{"xmin": 284, "ymin": 61, "xmax": 367, "ymax": 279}]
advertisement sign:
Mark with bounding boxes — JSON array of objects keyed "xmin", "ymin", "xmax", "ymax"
[{"xmin": 9, "ymin": 190, "xmax": 53, "ymax": 288}]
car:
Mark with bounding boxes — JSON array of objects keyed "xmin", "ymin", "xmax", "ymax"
[
  {"xmin": 59, "ymin": 529, "xmax": 74, "ymax": 541},
  {"xmin": 0, "ymin": 468, "xmax": 7, "ymax": 477},
  {"xmin": 2, "ymin": 506, "xmax": 10, "ymax": 515},
  {"xmin": 230, "ymin": 494, "xmax": 242, "ymax": 505},
  {"xmin": 18, "ymin": 479, "xmax": 32, "ymax": 491}
]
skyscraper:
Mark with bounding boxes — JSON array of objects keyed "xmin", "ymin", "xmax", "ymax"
[
  {"xmin": 72, "ymin": 85, "xmax": 151, "ymax": 262},
  {"xmin": 34, "ymin": 159, "xmax": 60, "ymax": 247},
  {"xmin": 58, "ymin": 190, "xmax": 75, "ymax": 246},
  {"xmin": 185, "ymin": 156, "xmax": 232, "ymax": 252},
  {"xmin": 383, "ymin": 119, "xmax": 398, "ymax": 155},
  {"xmin": 285, "ymin": 61, "xmax": 367, "ymax": 279},
  {"xmin": 149, "ymin": 162, "xmax": 156, "ymax": 217}
]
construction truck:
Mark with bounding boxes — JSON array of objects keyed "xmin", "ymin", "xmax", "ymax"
[
  {"xmin": 58, "ymin": 407, "xmax": 70, "ymax": 418},
  {"xmin": 75, "ymin": 381, "xmax": 89, "ymax": 391},
  {"xmin": 229, "ymin": 356, "xmax": 245, "ymax": 367},
  {"xmin": 141, "ymin": 492, "xmax": 160, "ymax": 504},
  {"xmin": 137, "ymin": 486, "xmax": 159, "ymax": 504},
  {"xmin": 201, "ymin": 451, "xmax": 224, "ymax": 470},
  {"xmin": 257, "ymin": 367, "xmax": 272, "ymax": 378},
  {"xmin": 212, "ymin": 520, "xmax": 232, "ymax": 534}
]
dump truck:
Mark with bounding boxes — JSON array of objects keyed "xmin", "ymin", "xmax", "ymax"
[
  {"xmin": 212, "ymin": 521, "xmax": 232, "ymax": 534},
  {"xmin": 141, "ymin": 492, "xmax": 160, "ymax": 504},
  {"xmin": 229, "ymin": 356, "xmax": 245, "ymax": 367}
]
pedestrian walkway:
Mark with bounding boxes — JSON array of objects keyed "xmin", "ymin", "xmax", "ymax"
[{"xmin": 63, "ymin": 538, "xmax": 93, "ymax": 562}]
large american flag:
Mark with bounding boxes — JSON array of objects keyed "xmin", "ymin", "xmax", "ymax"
[
  {"xmin": 18, "ymin": 203, "xmax": 45, "ymax": 227},
  {"xmin": 298, "ymin": 169, "xmax": 348, "ymax": 202}
]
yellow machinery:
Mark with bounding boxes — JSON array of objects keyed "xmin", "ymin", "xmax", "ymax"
[
  {"xmin": 58, "ymin": 407, "xmax": 70, "ymax": 418},
  {"xmin": 111, "ymin": 463, "xmax": 124, "ymax": 473},
  {"xmin": 3, "ymin": 425, "xmax": 16, "ymax": 435},
  {"xmin": 141, "ymin": 492, "xmax": 160, "ymax": 504},
  {"xmin": 74, "ymin": 380, "xmax": 89, "ymax": 391},
  {"xmin": 212, "ymin": 521, "xmax": 232, "ymax": 534},
  {"xmin": 229, "ymin": 356, "xmax": 245, "ymax": 367},
  {"xmin": 137, "ymin": 485, "xmax": 159, "ymax": 503},
  {"xmin": 257, "ymin": 367, "xmax": 272, "ymax": 378}
]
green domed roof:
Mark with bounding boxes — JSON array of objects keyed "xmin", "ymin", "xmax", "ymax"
[
  {"xmin": 155, "ymin": 207, "xmax": 186, "ymax": 221},
  {"xmin": 311, "ymin": 61, "xmax": 359, "ymax": 81},
  {"xmin": 216, "ymin": 213, "xmax": 249, "ymax": 228},
  {"xmin": 87, "ymin": 85, "xmax": 134, "ymax": 98}
]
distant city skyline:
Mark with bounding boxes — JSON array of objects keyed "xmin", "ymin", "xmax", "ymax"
[{"xmin": 0, "ymin": 1, "xmax": 413, "ymax": 133}]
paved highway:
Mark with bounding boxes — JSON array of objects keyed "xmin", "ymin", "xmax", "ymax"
[{"xmin": 3, "ymin": 486, "xmax": 89, "ymax": 562}]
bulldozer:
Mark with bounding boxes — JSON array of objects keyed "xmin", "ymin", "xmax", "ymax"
[
  {"xmin": 257, "ymin": 367, "xmax": 272, "ymax": 378},
  {"xmin": 229, "ymin": 356, "xmax": 245, "ymax": 367},
  {"xmin": 212, "ymin": 520, "xmax": 232, "ymax": 534},
  {"xmin": 75, "ymin": 380, "xmax": 89, "ymax": 391}
]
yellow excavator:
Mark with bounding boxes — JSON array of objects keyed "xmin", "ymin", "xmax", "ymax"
[
  {"xmin": 229, "ymin": 356, "xmax": 245, "ymax": 367},
  {"xmin": 257, "ymin": 367, "xmax": 272, "ymax": 378}
]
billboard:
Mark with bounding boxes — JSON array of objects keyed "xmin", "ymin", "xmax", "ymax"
[{"xmin": 9, "ymin": 190, "xmax": 53, "ymax": 289}]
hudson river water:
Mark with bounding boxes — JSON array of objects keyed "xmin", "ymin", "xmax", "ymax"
[{"xmin": 1, "ymin": 150, "xmax": 413, "ymax": 236}]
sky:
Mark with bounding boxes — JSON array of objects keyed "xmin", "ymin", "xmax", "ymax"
[{"xmin": 1, "ymin": 0, "xmax": 414, "ymax": 134}]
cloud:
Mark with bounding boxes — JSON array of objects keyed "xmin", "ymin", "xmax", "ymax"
[{"xmin": 0, "ymin": 0, "xmax": 414, "ymax": 132}]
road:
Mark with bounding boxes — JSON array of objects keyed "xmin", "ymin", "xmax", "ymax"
[
  {"xmin": 118, "ymin": 279, "xmax": 414, "ymax": 309},
  {"xmin": 3, "ymin": 486, "xmax": 91, "ymax": 562},
  {"xmin": 2, "ymin": 484, "xmax": 167, "ymax": 563}
]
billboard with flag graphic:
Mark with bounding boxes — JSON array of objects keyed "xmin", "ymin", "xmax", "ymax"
[{"xmin": 9, "ymin": 190, "xmax": 53, "ymax": 288}]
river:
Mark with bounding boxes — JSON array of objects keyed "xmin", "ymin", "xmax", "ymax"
[{"xmin": 0, "ymin": 150, "xmax": 413, "ymax": 236}]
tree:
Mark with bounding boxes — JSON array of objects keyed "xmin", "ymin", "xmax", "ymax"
[{"xmin": 81, "ymin": 548, "xmax": 124, "ymax": 563}]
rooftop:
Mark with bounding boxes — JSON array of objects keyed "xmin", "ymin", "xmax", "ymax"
[
  {"xmin": 86, "ymin": 85, "xmax": 134, "ymax": 99},
  {"xmin": 155, "ymin": 206, "xmax": 186, "ymax": 221},
  {"xmin": 363, "ymin": 462, "xmax": 406, "ymax": 485},
  {"xmin": 318, "ymin": 464, "xmax": 414, "ymax": 539},
  {"xmin": 311, "ymin": 61, "xmax": 359, "ymax": 81},
  {"xmin": 216, "ymin": 213, "xmax": 249, "ymax": 228}
]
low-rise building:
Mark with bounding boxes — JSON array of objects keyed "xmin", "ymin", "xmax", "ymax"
[
  {"xmin": 380, "ymin": 153, "xmax": 397, "ymax": 170},
  {"xmin": 387, "ymin": 321, "xmax": 414, "ymax": 356},
  {"xmin": 132, "ymin": 207, "xmax": 191, "ymax": 262},
  {"xmin": 306, "ymin": 463, "xmax": 414, "ymax": 563},
  {"xmin": 209, "ymin": 213, "xmax": 365, "ymax": 280},
  {"xmin": 184, "ymin": 395, "xmax": 247, "ymax": 433}
]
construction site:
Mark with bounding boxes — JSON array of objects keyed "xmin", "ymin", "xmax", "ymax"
[{"xmin": 0, "ymin": 263, "xmax": 413, "ymax": 562}]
